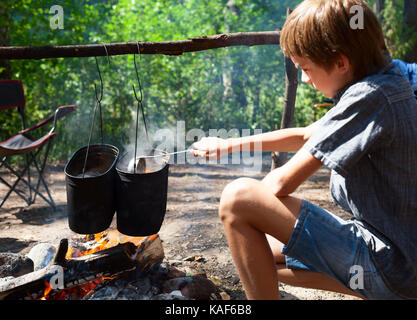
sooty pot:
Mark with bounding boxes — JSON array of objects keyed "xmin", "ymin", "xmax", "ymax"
[
  {"xmin": 115, "ymin": 150, "xmax": 169, "ymax": 236},
  {"xmin": 65, "ymin": 144, "xmax": 119, "ymax": 234}
]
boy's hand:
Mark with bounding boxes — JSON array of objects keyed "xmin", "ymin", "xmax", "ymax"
[{"xmin": 191, "ymin": 137, "xmax": 230, "ymax": 159}]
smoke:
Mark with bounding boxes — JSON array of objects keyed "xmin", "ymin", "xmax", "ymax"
[{"xmin": 121, "ymin": 119, "xmax": 264, "ymax": 172}]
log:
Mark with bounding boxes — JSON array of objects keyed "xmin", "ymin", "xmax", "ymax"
[
  {"xmin": 0, "ymin": 234, "xmax": 164, "ymax": 300},
  {"xmin": 0, "ymin": 31, "xmax": 280, "ymax": 60}
]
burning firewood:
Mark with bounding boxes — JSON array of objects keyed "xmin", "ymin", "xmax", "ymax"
[{"xmin": 0, "ymin": 234, "xmax": 164, "ymax": 300}]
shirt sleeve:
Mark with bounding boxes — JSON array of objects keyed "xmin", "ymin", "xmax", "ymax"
[{"xmin": 302, "ymin": 82, "xmax": 394, "ymax": 177}]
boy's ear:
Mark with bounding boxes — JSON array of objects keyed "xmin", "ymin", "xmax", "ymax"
[{"xmin": 335, "ymin": 54, "xmax": 351, "ymax": 75}]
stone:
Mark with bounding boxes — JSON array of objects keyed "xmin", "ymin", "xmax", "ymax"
[
  {"xmin": 0, "ymin": 253, "xmax": 34, "ymax": 278},
  {"xmin": 26, "ymin": 243, "xmax": 57, "ymax": 271},
  {"xmin": 162, "ymin": 276, "xmax": 217, "ymax": 300}
]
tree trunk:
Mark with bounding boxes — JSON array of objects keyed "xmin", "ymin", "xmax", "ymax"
[
  {"xmin": 373, "ymin": 0, "xmax": 384, "ymax": 25},
  {"xmin": 223, "ymin": 0, "xmax": 248, "ymax": 114},
  {"xmin": 374, "ymin": 0, "xmax": 385, "ymax": 15},
  {"xmin": 404, "ymin": 0, "xmax": 417, "ymax": 62},
  {"xmin": 0, "ymin": 2, "xmax": 11, "ymax": 79}
]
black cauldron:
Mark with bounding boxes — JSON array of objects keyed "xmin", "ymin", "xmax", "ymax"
[
  {"xmin": 64, "ymin": 144, "xmax": 119, "ymax": 234},
  {"xmin": 115, "ymin": 150, "xmax": 169, "ymax": 236}
]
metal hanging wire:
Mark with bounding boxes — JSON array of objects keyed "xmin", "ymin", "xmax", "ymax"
[
  {"xmin": 82, "ymin": 45, "xmax": 110, "ymax": 178},
  {"xmin": 132, "ymin": 41, "xmax": 150, "ymax": 173}
]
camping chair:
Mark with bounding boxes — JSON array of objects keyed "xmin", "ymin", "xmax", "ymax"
[{"xmin": 0, "ymin": 80, "xmax": 76, "ymax": 209}]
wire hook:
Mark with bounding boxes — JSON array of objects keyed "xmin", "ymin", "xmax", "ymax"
[
  {"xmin": 133, "ymin": 41, "xmax": 143, "ymax": 103},
  {"xmin": 103, "ymin": 43, "xmax": 111, "ymax": 65},
  {"xmin": 132, "ymin": 41, "xmax": 150, "ymax": 172},
  {"xmin": 94, "ymin": 43, "xmax": 111, "ymax": 102},
  {"xmin": 82, "ymin": 44, "xmax": 111, "ymax": 177},
  {"xmin": 94, "ymin": 56, "xmax": 104, "ymax": 103}
]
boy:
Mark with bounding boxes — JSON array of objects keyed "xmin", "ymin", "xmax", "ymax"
[{"xmin": 192, "ymin": 0, "xmax": 417, "ymax": 299}]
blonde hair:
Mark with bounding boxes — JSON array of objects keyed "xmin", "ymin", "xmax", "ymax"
[{"xmin": 280, "ymin": 0, "xmax": 389, "ymax": 80}]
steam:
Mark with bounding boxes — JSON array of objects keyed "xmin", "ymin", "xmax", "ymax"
[{"xmin": 127, "ymin": 157, "xmax": 146, "ymax": 173}]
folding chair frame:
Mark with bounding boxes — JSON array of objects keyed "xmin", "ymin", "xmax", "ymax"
[
  {"xmin": 0, "ymin": 138, "xmax": 55, "ymax": 209},
  {"xmin": 0, "ymin": 80, "xmax": 76, "ymax": 210}
]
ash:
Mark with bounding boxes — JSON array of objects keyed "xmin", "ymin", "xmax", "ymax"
[
  {"xmin": 86, "ymin": 262, "xmax": 219, "ymax": 300},
  {"xmin": 86, "ymin": 263, "xmax": 172, "ymax": 300}
]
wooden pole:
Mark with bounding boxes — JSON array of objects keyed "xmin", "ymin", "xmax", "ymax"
[
  {"xmin": 271, "ymin": 9, "xmax": 298, "ymax": 170},
  {"xmin": 0, "ymin": 31, "xmax": 280, "ymax": 60}
]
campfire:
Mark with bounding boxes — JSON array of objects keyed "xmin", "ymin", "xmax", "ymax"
[
  {"xmin": 39, "ymin": 231, "xmax": 159, "ymax": 300},
  {"xmin": 0, "ymin": 230, "xmax": 220, "ymax": 300},
  {"xmin": 0, "ymin": 231, "xmax": 164, "ymax": 300},
  {"xmin": 0, "ymin": 62, "xmax": 218, "ymax": 300}
]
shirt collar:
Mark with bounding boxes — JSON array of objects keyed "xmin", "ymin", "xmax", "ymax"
[{"xmin": 332, "ymin": 51, "xmax": 393, "ymax": 104}]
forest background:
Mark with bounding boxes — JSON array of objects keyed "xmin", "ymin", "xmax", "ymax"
[{"xmin": 0, "ymin": 0, "xmax": 416, "ymax": 161}]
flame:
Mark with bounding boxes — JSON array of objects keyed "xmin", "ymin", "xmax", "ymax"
[
  {"xmin": 64, "ymin": 231, "xmax": 146, "ymax": 259},
  {"xmin": 41, "ymin": 230, "xmax": 151, "ymax": 300}
]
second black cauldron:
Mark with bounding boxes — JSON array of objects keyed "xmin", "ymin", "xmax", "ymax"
[{"xmin": 115, "ymin": 149, "xmax": 169, "ymax": 236}]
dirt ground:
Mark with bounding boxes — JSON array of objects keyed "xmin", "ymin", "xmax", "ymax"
[{"xmin": 0, "ymin": 154, "xmax": 360, "ymax": 300}]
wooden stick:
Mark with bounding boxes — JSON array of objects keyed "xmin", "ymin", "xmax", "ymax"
[
  {"xmin": 0, "ymin": 31, "xmax": 280, "ymax": 60},
  {"xmin": 271, "ymin": 9, "xmax": 297, "ymax": 170}
]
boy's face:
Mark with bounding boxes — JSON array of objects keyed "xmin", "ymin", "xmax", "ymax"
[{"xmin": 291, "ymin": 55, "xmax": 354, "ymax": 98}]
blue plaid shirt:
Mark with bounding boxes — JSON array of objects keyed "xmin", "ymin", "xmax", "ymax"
[
  {"xmin": 303, "ymin": 57, "xmax": 417, "ymax": 298},
  {"xmin": 393, "ymin": 59, "xmax": 417, "ymax": 96}
]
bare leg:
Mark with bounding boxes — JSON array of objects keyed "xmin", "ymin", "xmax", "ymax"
[
  {"xmin": 267, "ymin": 235, "xmax": 364, "ymax": 299},
  {"xmin": 219, "ymin": 177, "xmax": 302, "ymax": 299},
  {"xmin": 219, "ymin": 177, "xmax": 363, "ymax": 300}
]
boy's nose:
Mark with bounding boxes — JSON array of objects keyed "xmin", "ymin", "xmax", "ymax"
[{"xmin": 301, "ymin": 70, "xmax": 311, "ymax": 83}]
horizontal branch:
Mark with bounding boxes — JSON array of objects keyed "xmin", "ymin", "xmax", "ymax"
[{"xmin": 0, "ymin": 31, "xmax": 280, "ymax": 60}]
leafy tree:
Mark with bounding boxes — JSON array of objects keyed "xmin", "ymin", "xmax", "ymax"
[{"xmin": 2, "ymin": 0, "xmax": 414, "ymax": 163}]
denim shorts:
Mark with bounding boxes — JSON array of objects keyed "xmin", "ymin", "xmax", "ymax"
[{"xmin": 281, "ymin": 200, "xmax": 404, "ymax": 300}]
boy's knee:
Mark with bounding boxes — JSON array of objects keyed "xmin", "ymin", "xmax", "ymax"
[{"xmin": 219, "ymin": 177, "xmax": 258, "ymax": 221}]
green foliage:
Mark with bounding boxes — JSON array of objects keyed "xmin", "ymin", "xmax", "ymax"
[
  {"xmin": 294, "ymin": 84, "xmax": 327, "ymax": 127},
  {"xmin": 379, "ymin": 0, "xmax": 417, "ymax": 59},
  {"xmin": 1, "ymin": 0, "xmax": 414, "ymax": 162},
  {"xmin": 2, "ymin": 0, "xmax": 293, "ymax": 161},
  {"xmin": 365, "ymin": 0, "xmax": 417, "ymax": 60}
]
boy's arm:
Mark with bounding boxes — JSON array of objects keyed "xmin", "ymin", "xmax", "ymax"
[
  {"xmin": 262, "ymin": 148, "xmax": 323, "ymax": 196},
  {"xmin": 192, "ymin": 120, "xmax": 321, "ymax": 158}
]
